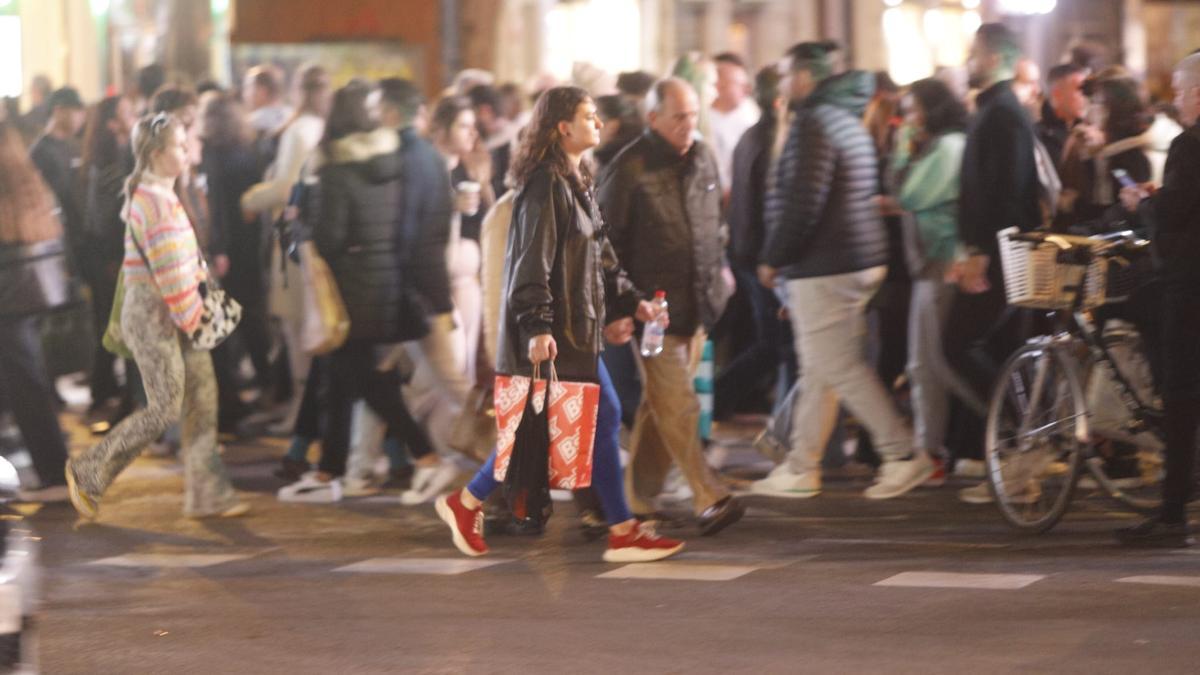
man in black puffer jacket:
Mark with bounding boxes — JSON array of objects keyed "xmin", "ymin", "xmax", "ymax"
[{"xmin": 755, "ymin": 43, "xmax": 931, "ymax": 502}]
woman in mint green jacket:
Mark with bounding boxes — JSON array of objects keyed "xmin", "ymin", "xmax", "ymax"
[{"xmin": 880, "ymin": 78, "xmax": 983, "ymax": 466}]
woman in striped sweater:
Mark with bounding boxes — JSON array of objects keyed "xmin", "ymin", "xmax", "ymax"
[{"xmin": 66, "ymin": 113, "xmax": 248, "ymax": 520}]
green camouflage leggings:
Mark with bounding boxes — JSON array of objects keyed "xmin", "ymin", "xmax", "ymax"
[{"xmin": 71, "ymin": 280, "xmax": 237, "ymax": 516}]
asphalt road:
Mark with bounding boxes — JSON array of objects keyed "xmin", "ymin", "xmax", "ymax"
[{"xmin": 26, "ymin": 420, "xmax": 1200, "ymax": 674}]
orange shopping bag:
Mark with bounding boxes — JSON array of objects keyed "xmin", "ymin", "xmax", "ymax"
[{"xmin": 494, "ymin": 363, "xmax": 599, "ymax": 489}]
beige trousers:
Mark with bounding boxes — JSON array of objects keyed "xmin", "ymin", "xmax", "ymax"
[{"xmin": 625, "ymin": 329, "xmax": 729, "ymax": 515}]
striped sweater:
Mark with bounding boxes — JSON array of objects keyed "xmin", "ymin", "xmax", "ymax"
[{"xmin": 123, "ymin": 177, "xmax": 205, "ymax": 334}]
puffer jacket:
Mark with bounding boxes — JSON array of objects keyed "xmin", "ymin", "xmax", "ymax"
[
  {"xmin": 596, "ymin": 130, "xmax": 731, "ymax": 337},
  {"xmin": 496, "ymin": 166, "xmax": 641, "ymax": 381},
  {"xmin": 762, "ymin": 71, "xmax": 888, "ymax": 279},
  {"xmin": 312, "ymin": 127, "xmax": 415, "ymax": 343}
]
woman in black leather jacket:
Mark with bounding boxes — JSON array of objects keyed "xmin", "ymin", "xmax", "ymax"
[{"xmin": 435, "ymin": 86, "xmax": 685, "ymax": 563}]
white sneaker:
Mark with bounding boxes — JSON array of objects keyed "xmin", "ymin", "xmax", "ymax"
[
  {"xmin": 958, "ymin": 481, "xmax": 994, "ymax": 504},
  {"xmin": 954, "ymin": 458, "xmax": 986, "ymax": 479},
  {"xmin": 343, "ymin": 475, "xmax": 383, "ymax": 497},
  {"xmin": 400, "ymin": 462, "xmax": 458, "ymax": 505},
  {"xmin": 863, "ymin": 454, "xmax": 935, "ymax": 500},
  {"xmin": 750, "ymin": 465, "xmax": 821, "ymax": 498},
  {"xmin": 277, "ymin": 474, "xmax": 343, "ymax": 503}
]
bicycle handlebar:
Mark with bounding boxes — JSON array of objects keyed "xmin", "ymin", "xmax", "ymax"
[{"xmin": 1006, "ymin": 230, "xmax": 1150, "ymax": 258}]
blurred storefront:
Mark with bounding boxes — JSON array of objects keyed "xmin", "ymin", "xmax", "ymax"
[{"xmin": 5, "ymin": 0, "xmax": 1199, "ymax": 110}]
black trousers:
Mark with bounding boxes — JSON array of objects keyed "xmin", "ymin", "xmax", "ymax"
[
  {"xmin": 1160, "ymin": 284, "xmax": 1200, "ymax": 522},
  {"xmin": 942, "ymin": 280, "xmax": 1024, "ymax": 461},
  {"xmin": 319, "ymin": 341, "xmax": 434, "ymax": 477},
  {"xmin": 0, "ymin": 315, "xmax": 69, "ymax": 487},
  {"xmin": 84, "ymin": 260, "xmax": 121, "ymax": 404},
  {"xmin": 714, "ymin": 267, "xmax": 797, "ymax": 419}
]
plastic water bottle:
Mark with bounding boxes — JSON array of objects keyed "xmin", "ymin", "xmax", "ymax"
[{"xmin": 639, "ymin": 291, "xmax": 669, "ymax": 358}]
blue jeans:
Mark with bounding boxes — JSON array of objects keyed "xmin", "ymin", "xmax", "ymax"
[{"xmin": 466, "ymin": 360, "xmax": 633, "ymax": 526}]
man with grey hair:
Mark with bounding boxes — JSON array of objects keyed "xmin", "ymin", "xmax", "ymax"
[
  {"xmin": 597, "ymin": 77, "xmax": 743, "ymax": 536},
  {"xmin": 1114, "ymin": 52, "xmax": 1200, "ymax": 547}
]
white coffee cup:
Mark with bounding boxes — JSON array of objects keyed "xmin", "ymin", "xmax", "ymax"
[{"xmin": 456, "ymin": 181, "xmax": 481, "ymax": 216}]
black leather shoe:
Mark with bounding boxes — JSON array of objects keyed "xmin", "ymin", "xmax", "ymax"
[
  {"xmin": 1115, "ymin": 517, "xmax": 1193, "ymax": 548},
  {"xmin": 698, "ymin": 496, "xmax": 745, "ymax": 537},
  {"xmin": 578, "ymin": 509, "xmax": 609, "ymax": 542}
]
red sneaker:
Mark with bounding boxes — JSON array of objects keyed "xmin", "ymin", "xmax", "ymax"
[
  {"xmin": 435, "ymin": 493, "xmax": 488, "ymax": 557},
  {"xmin": 602, "ymin": 522, "xmax": 685, "ymax": 563}
]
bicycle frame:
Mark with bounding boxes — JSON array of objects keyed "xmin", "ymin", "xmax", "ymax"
[{"xmin": 1037, "ymin": 244, "xmax": 1162, "ymax": 443}]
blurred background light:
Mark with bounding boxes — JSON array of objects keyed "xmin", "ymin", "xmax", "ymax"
[
  {"xmin": 0, "ymin": 16, "xmax": 18, "ymax": 97},
  {"xmin": 89, "ymin": 0, "xmax": 109, "ymax": 16},
  {"xmin": 996, "ymin": 0, "xmax": 1057, "ymax": 15}
]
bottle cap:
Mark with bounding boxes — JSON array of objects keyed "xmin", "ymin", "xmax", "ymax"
[{"xmin": 654, "ymin": 290, "xmax": 666, "ymax": 299}]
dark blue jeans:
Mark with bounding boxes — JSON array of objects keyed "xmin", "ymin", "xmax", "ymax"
[{"xmin": 467, "ymin": 360, "xmax": 633, "ymax": 526}]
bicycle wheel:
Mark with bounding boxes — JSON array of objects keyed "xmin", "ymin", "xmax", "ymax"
[
  {"xmin": 985, "ymin": 342, "xmax": 1086, "ymax": 533},
  {"xmin": 1081, "ymin": 329, "xmax": 1163, "ymax": 513}
]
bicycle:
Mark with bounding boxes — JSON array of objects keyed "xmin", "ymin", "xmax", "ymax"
[{"xmin": 983, "ymin": 228, "xmax": 1163, "ymax": 533}]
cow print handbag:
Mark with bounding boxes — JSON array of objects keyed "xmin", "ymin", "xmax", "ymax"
[{"xmin": 189, "ymin": 264, "xmax": 242, "ymax": 351}]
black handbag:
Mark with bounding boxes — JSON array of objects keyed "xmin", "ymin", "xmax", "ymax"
[{"xmin": 502, "ymin": 364, "xmax": 553, "ymax": 531}]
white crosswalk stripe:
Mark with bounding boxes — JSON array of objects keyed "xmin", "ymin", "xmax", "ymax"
[
  {"xmin": 87, "ymin": 553, "xmax": 255, "ymax": 568},
  {"xmin": 598, "ymin": 562, "xmax": 762, "ymax": 581},
  {"xmin": 874, "ymin": 571, "xmax": 1046, "ymax": 590},
  {"xmin": 1116, "ymin": 575, "xmax": 1200, "ymax": 588},
  {"xmin": 333, "ymin": 558, "xmax": 513, "ymax": 575}
]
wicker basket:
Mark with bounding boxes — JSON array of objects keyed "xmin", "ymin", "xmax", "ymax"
[{"xmin": 997, "ymin": 228, "xmax": 1108, "ymax": 311}]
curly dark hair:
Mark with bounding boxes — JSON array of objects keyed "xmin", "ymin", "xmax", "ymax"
[
  {"xmin": 909, "ymin": 78, "xmax": 968, "ymax": 137},
  {"xmin": 507, "ymin": 86, "xmax": 593, "ymax": 193},
  {"xmin": 1094, "ymin": 77, "xmax": 1150, "ymax": 142}
]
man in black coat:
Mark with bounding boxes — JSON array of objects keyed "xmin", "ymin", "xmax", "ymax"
[
  {"xmin": 947, "ymin": 25, "xmax": 1043, "ymax": 503},
  {"xmin": 597, "ymin": 77, "xmax": 743, "ymax": 536},
  {"xmin": 29, "ymin": 87, "xmax": 87, "ymax": 268},
  {"xmin": 376, "ymin": 79, "xmax": 467, "ymax": 502},
  {"xmin": 714, "ymin": 66, "xmax": 796, "ymax": 419},
  {"xmin": 1036, "ymin": 63, "xmax": 1089, "ymax": 172},
  {"xmin": 755, "ymin": 42, "xmax": 930, "ymax": 501},
  {"xmin": 1114, "ymin": 53, "xmax": 1200, "ymax": 547}
]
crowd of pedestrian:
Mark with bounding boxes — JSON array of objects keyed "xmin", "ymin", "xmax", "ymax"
[{"xmin": 1, "ymin": 21, "xmax": 1198, "ymax": 557}]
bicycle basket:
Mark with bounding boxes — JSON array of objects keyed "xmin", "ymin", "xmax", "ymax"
[{"xmin": 997, "ymin": 228, "xmax": 1107, "ymax": 310}]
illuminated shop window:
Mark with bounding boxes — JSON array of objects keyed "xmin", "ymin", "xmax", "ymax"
[
  {"xmin": 882, "ymin": 1, "xmax": 982, "ymax": 85},
  {"xmin": 545, "ymin": 0, "xmax": 641, "ymax": 83},
  {"xmin": 0, "ymin": 15, "xmax": 20, "ymax": 99}
]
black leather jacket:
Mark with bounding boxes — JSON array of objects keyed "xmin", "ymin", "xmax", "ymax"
[
  {"xmin": 496, "ymin": 166, "xmax": 641, "ymax": 381},
  {"xmin": 596, "ymin": 129, "xmax": 731, "ymax": 336},
  {"xmin": 763, "ymin": 71, "xmax": 889, "ymax": 279}
]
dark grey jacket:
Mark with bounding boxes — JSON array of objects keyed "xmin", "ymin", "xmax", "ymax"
[
  {"xmin": 398, "ymin": 127, "xmax": 454, "ymax": 315},
  {"xmin": 596, "ymin": 130, "xmax": 731, "ymax": 337},
  {"xmin": 496, "ymin": 166, "xmax": 641, "ymax": 381},
  {"xmin": 762, "ymin": 71, "xmax": 889, "ymax": 279}
]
